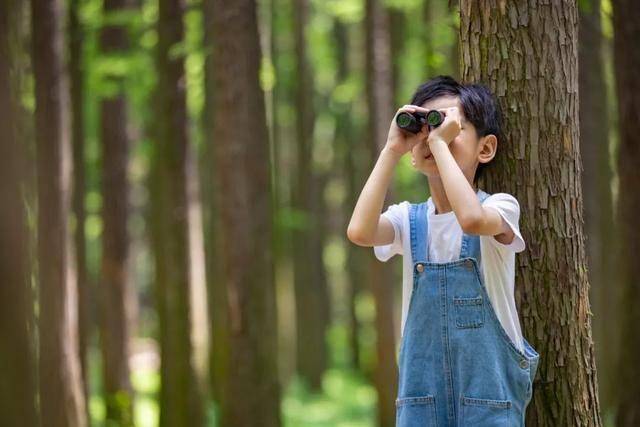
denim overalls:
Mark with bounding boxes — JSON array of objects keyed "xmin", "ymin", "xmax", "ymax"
[{"xmin": 395, "ymin": 192, "xmax": 540, "ymax": 427}]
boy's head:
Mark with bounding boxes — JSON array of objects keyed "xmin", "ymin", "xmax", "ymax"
[{"xmin": 408, "ymin": 75, "xmax": 503, "ymax": 185}]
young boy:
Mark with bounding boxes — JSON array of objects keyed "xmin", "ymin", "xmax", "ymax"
[{"xmin": 347, "ymin": 76, "xmax": 539, "ymax": 426}]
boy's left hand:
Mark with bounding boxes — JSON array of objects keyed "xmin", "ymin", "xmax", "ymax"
[{"xmin": 427, "ymin": 107, "xmax": 461, "ymax": 146}]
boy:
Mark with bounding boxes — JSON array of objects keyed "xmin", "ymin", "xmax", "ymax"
[{"xmin": 346, "ymin": 76, "xmax": 539, "ymax": 426}]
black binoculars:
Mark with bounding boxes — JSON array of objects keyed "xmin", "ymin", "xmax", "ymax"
[{"xmin": 396, "ymin": 110, "xmax": 445, "ymax": 134}]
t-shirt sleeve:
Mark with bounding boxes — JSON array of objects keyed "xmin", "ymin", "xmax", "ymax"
[
  {"xmin": 373, "ymin": 201, "xmax": 407, "ymax": 262},
  {"xmin": 482, "ymin": 193, "xmax": 526, "ymax": 253}
]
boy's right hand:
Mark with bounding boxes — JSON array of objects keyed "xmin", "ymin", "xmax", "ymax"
[{"xmin": 385, "ymin": 105, "xmax": 430, "ymax": 156}]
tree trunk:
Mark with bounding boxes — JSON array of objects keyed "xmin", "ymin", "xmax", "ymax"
[
  {"xmin": 577, "ymin": 0, "xmax": 616, "ymax": 415},
  {"xmin": 31, "ymin": 0, "xmax": 87, "ymax": 423},
  {"xmin": 0, "ymin": 0, "xmax": 38, "ymax": 423},
  {"xmin": 365, "ymin": 0, "xmax": 399, "ymax": 425},
  {"xmin": 152, "ymin": 0, "xmax": 204, "ymax": 422},
  {"xmin": 460, "ymin": 1, "xmax": 602, "ymax": 425},
  {"xmin": 291, "ymin": 0, "xmax": 330, "ymax": 391},
  {"xmin": 210, "ymin": 0, "xmax": 281, "ymax": 424},
  {"xmin": 68, "ymin": 0, "xmax": 90, "ymax": 412},
  {"xmin": 611, "ymin": 0, "xmax": 640, "ymax": 425},
  {"xmin": 99, "ymin": 0, "xmax": 133, "ymax": 422}
]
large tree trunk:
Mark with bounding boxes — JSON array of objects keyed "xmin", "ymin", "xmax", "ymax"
[
  {"xmin": 577, "ymin": 0, "xmax": 616, "ymax": 415},
  {"xmin": 291, "ymin": 0, "xmax": 330, "ymax": 391},
  {"xmin": 365, "ymin": 0, "xmax": 398, "ymax": 425},
  {"xmin": 210, "ymin": 0, "xmax": 281, "ymax": 424},
  {"xmin": 0, "ymin": 0, "xmax": 38, "ymax": 424},
  {"xmin": 68, "ymin": 0, "xmax": 90, "ymax": 412},
  {"xmin": 99, "ymin": 0, "xmax": 133, "ymax": 422},
  {"xmin": 460, "ymin": 1, "xmax": 602, "ymax": 425},
  {"xmin": 611, "ymin": 0, "xmax": 640, "ymax": 425},
  {"xmin": 31, "ymin": 0, "xmax": 87, "ymax": 424},
  {"xmin": 151, "ymin": 0, "xmax": 204, "ymax": 423}
]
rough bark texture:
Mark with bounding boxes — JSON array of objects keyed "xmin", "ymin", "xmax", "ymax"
[
  {"xmin": 152, "ymin": 0, "xmax": 204, "ymax": 423},
  {"xmin": 611, "ymin": 0, "xmax": 640, "ymax": 425},
  {"xmin": 211, "ymin": 0, "xmax": 281, "ymax": 425},
  {"xmin": 31, "ymin": 0, "xmax": 87, "ymax": 424},
  {"xmin": 99, "ymin": 0, "xmax": 133, "ymax": 422},
  {"xmin": 460, "ymin": 1, "xmax": 601, "ymax": 425},
  {"xmin": 365, "ymin": 0, "xmax": 399, "ymax": 425},
  {"xmin": 69, "ymin": 0, "xmax": 90, "ymax": 411},
  {"xmin": 0, "ymin": 0, "xmax": 38, "ymax": 424},
  {"xmin": 291, "ymin": 0, "xmax": 330, "ymax": 391},
  {"xmin": 577, "ymin": 0, "xmax": 616, "ymax": 414}
]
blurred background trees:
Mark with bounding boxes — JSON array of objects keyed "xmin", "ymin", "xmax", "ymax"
[{"xmin": 0, "ymin": 0, "xmax": 637, "ymax": 425}]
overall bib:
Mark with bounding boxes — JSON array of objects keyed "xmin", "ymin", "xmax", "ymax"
[{"xmin": 395, "ymin": 192, "xmax": 540, "ymax": 427}]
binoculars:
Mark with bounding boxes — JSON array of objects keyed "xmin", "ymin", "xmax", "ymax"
[{"xmin": 396, "ymin": 110, "xmax": 445, "ymax": 134}]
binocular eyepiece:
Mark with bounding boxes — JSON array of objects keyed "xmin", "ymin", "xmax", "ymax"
[{"xmin": 396, "ymin": 110, "xmax": 445, "ymax": 134}]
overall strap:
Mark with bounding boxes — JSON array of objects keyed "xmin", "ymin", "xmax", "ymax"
[
  {"xmin": 459, "ymin": 190, "xmax": 491, "ymax": 259},
  {"xmin": 409, "ymin": 201, "xmax": 429, "ymax": 263}
]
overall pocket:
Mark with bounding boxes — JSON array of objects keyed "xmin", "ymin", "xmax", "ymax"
[
  {"xmin": 453, "ymin": 295, "xmax": 484, "ymax": 328},
  {"xmin": 460, "ymin": 395, "xmax": 512, "ymax": 426},
  {"xmin": 396, "ymin": 395, "xmax": 438, "ymax": 427}
]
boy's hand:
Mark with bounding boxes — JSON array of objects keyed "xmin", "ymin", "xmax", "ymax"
[
  {"xmin": 385, "ymin": 105, "xmax": 430, "ymax": 156},
  {"xmin": 427, "ymin": 107, "xmax": 461, "ymax": 146}
]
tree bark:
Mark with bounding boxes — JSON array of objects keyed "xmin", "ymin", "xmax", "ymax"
[
  {"xmin": 365, "ymin": 0, "xmax": 399, "ymax": 425},
  {"xmin": 152, "ymin": 0, "xmax": 204, "ymax": 422},
  {"xmin": 460, "ymin": 1, "xmax": 602, "ymax": 425},
  {"xmin": 31, "ymin": 0, "xmax": 87, "ymax": 423},
  {"xmin": 99, "ymin": 0, "xmax": 133, "ymax": 422},
  {"xmin": 611, "ymin": 0, "xmax": 640, "ymax": 425},
  {"xmin": 0, "ymin": 0, "xmax": 38, "ymax": 423},
  {"xmin": 210, "ymin": 0, "xmax": 281, "ymax": 424}
]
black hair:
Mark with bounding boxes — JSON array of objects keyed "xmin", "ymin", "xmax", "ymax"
[{"xmin": 409, "ymin": 75, "xmax": 503, "ymax": 184}]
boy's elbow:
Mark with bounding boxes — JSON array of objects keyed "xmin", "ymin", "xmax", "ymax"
[
  {"xmin": 459, "ymin": 215, "xmax": 482, "ymax": 234},
  {"xmin": 347, "ymin": 224, "xmax": 372, "ymax": 246}
]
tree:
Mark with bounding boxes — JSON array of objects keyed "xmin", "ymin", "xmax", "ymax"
[
  {"xmin": 151, "ymin": 0, "xmax": 204, "ymax": 422},
  {"xmin": 99, "ymin": 0, "xmax": 134, "ymax": 422},
  {"xmin": 577, "ymin": 0, "xmax": 616, "ymax": 413},
  {"xmin": 210, "ymin": 0, "xmax": 281, "ymax": 424},
  {"xmin": 69, "ymin": 0, "xmax": 90, "ymax": 410},
  {"xmin": 0, "ymin": 0, "xmax": 37, "ymax": 424},
  {"xmin": 460, "ymin": 1, "xmax": 602, "ymax": 424},
  {"xmin": 291, "ymin": 0, "xmax": 331, "ymax": 391},
  {"xmin": 31, "ymin": 0, "xmax": 87, "ymax": 423},
  {"xmin": 365, "ymin": 0, "xmax": 399, "ymax": 425},
  {"xmin": 611, "ymin": 0, "xmax": 640, "ymax": 425}
]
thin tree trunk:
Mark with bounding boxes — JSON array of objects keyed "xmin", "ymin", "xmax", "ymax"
[
  {"xmin": 460, "ymin": 1, "xmax": 602, "ymax": 425},
  {"xmin": 31, "ymin": 0, "xmax": 87, "ymax": 423},
  {"xmin": 611, "ymin": 0, "xmax": 640, "ymax": 425},
  {"xmin": 210, "ymin": 0, "xmax": 281, "ymax": 424},
  {"xmin": 365, "ymin": 0, "xmax": 398, "ymax": 425},
  {"xmin": 99, "ymin": 0, "xmax": 133, "ymax": 422},
  {"xmin": 577, "ymin": 0, "xmax": 616, "ymax": 415},
  {"xmin": 69, "ymin": 0, "xmax": 90, "ymax": 412},
  {"xmin": 152, "ymin": 0, "xmax": 204, "ymax": 422},
  {"xmin": 334, "ymin": 18, "xmax": 363, "ymax": 372},
  {"xmin": 291, "ymin": 0, "xmax": 330, "ymax": 391},
  {"xmin": 0, "ymin": 0, "xmax": 37, "ymax": 423}
]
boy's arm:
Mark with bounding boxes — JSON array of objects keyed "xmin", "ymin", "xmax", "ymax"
[
  {"xmin": 427, "ymin": 109, "xmax": 515, "ymax": 243},
  {"xmin": 347, "ymin": 147, "xmax": 401, "ymax": 247}
]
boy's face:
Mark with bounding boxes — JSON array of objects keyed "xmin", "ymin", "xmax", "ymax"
[{"xmin": 410, "ymin": 95, "xmax": 491, "ymax": 182}]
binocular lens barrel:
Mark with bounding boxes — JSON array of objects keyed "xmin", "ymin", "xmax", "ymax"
[{"xmin": 396, "ymin": 110, "xmax": 445, "ymax": 134}]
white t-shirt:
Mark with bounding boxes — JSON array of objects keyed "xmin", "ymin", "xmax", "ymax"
[{"xmin": 374, "ymin": 190, "xmax": 527, "ymax": 353}]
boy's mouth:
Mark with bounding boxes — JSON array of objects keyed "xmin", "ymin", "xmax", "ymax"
[{"xmin": 425, "ymin": 153, "xmax": 433, "ymax": 159}]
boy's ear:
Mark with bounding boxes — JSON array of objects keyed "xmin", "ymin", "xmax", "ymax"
[{"xmin": 478, "ymin": 134, "xmax": 497, "ymax": 164}]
